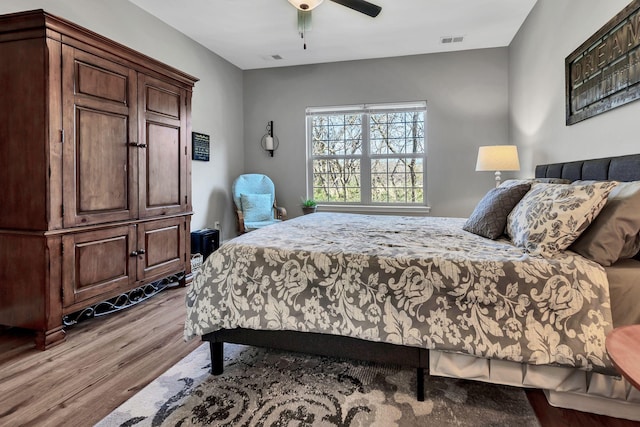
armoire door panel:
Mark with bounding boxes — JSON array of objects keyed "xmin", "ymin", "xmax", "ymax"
[
  {"xmin": 137, "ymin": 218, "xmax": 185, "ymax": 281},
  {"xmin": 146, "ymin": 85, "xmax": 181, "ymax": 119},
  {"xmin": 138, "ymin": 74, "xmax": 187, "ymax": 218},
  {"xmin": 76, "ymin": 61, "xmax": 128, "ymax": 105},
  {"xmin": 145, "ymin": 224, "xmax": 179, "ymax": 266},
  {"xmin": 62, "ymin": 45, "xmax": 138, "ymax": 227},
  {"xmin": 62, "ymin": 225, "xmax": 135, "ymax": 307},
  {"xmin": 76, "ymin": 108, "xmax": 129, "ymax": 213},
  {"xmin": 145, "ymin": 122, "xmax": 181, "ymax": 207},
  {"xmin": 76, "ymin": 237, "xmax": 127, "ymax": 287}
]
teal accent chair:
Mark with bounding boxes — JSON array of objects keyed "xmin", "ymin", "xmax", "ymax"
[{"xmin": 232, "ymin": 174, "xmax": 287, "ymax": 233}]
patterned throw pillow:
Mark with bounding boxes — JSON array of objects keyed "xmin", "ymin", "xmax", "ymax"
[
  {"xmin": 506, "ymin": 182, "xmax": 618, "ymax": 256},
  {"xmin": 463, "ymin": 183, "xmax": 531, "ymax": 239},
  {"xmin": 240, "ymin": 193, "xmax": 273, "ymax": 222}
]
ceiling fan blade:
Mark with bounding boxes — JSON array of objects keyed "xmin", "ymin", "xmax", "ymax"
[{"xmin": 329, "ymin": 0, "xmax": 381, "ymax": 17}]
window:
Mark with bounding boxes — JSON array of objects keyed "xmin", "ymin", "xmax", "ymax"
[{"xmin": 307, "ymin": 102, "xmax": 426, "ymax": 207}]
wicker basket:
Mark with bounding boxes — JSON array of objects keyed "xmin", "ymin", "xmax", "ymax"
[{"xmin": 191, "ymin": 253, "xmax": 203, "ymax": 275}]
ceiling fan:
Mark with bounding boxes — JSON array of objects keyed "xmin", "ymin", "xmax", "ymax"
[
  {"xmin": 288, "ymin": 0, "xmax": 382, "ymax": 49},
  {"xmin": 288, "ymin": 0, "xmax": 382, "ymax": 18}
]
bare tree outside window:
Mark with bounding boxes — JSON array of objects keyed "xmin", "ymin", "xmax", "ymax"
[
  {"xmin": 308, "ymin": 102, "xmax": 426, "ymax": 205},
  {"xmin": 312, "ymin": 114, "xmax": 362, "ymax": 202}
]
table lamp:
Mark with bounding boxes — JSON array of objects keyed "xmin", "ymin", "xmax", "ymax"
[{"xmin": 475, "ymin": 145, "xmax": 520, "ymax": 187}]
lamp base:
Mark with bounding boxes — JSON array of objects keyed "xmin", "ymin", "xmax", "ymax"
[{"xmin": 494, "ymin": 171, "xmax": 502, "ymax": 188}]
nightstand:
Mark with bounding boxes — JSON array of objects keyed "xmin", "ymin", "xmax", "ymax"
[{"xmin": 606, "ymin": 324, "xmax": 640, "ymax": 390}]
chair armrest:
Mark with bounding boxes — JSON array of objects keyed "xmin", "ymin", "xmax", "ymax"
[
  {"xmin": 236, "ymin": 209, "xmax": 246, "ymax": 234},
  {"xmin": 275, "ymin": 206, "xmax": 287, "ymax": 220}
]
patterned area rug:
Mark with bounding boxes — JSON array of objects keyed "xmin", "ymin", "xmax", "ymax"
[{"xmin": 96, "ymin": 344, "xmax": 539, "ymax": 426}]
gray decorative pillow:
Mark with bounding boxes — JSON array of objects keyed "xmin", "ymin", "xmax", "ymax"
[
  {"xmin": 501, "ymin": 178, "xmax": 571, "ymax": 187},
  {"xmin": 533, "ymin": 177, "xmax": 572, "ymax": 184},
  {"xmin": 463, "ymin": 183, "xmax": 531, "ymax": 239},
  {"xmin": 570, "ymin": 181, "xmax": 640, "ymax": 266},
  {"xmin": 506, "ymin": 181, "xmax": 618, "ymax": 256}
]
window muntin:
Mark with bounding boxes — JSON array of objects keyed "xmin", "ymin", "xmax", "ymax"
[{"xmin": 307, "ymin": 102, "xmax": 426, "ymax": 205}]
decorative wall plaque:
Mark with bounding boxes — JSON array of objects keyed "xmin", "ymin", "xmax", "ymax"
[
  {"xmin": 566, "ymin": 0, "xmax": 640, "ymax": 125},
  {"xmin": 192, "ymin": 132, "xmax": 210, "ymax": 161}
]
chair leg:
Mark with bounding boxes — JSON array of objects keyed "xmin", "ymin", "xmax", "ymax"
[{"xmin": 210, "ymin": 341, "xmax": 223, "ymax": 375}]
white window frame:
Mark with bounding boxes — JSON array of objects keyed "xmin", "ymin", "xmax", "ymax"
[{"xmin": 305, "ymin": 101, "xmax": 430, "ymax": 215}]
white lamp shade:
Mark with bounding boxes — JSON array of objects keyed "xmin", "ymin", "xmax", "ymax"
[
  {"xmin": 475, "ymin": 145, "xmax": 520, "ymax": 171},
  {"xmin": 288, "ymin": 0, "xmax": 324, "ymax": 11}
]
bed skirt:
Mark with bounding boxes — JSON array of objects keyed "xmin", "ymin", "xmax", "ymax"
[{"xmin": 430, "ymin": 350, "xmax": 640, "ymax": 421}]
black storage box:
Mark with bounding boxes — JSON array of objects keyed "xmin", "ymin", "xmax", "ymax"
[{"xmin": 191, "ymin": 229, "xmax": 220, "ymax": 261}]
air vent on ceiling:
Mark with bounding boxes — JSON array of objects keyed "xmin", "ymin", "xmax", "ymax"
[
  {"xmin": 440, "ymin": 35, "xmax": 464, "ymax": 44},
  {"xmin": 261, "ymin": 54, "xmax": 284, "ymax": 61}
]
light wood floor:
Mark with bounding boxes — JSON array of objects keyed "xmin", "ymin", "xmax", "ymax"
[
  {"xmin": 0, "ymin": 286, "xmax": 200, "ymax": 426},
  {"xmin": 0, "ymin": 286, "xmax": 638, "ymax": 426}
]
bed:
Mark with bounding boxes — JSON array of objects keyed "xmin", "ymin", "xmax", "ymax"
[{"xmin": 185, "ymin": 154, "xmax": 640, "ymax": 420}]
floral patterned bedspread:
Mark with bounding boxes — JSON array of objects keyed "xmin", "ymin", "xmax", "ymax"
[{"xmin": 185, "ymin": 213, "xmax": 614, "ymax": 373}]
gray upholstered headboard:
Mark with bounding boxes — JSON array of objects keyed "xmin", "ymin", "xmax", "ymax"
[{"xmin": 535, "ymin": 154, "xmax": 640, "ymax": 182}]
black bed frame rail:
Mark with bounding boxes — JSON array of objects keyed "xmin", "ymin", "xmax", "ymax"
[{"xmin": 203, "ymin": 328, "xmax": 430, "ymax": 401}]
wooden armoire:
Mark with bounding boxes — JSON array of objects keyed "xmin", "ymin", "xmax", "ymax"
[{"xmin": 0, "ymin": 10, "xmax": 198, "ymax": 349}]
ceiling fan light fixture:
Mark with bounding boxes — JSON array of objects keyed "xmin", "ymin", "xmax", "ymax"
[{"xmin": 288, "ymin": 0, "xmax": 324, "ymax": 11}]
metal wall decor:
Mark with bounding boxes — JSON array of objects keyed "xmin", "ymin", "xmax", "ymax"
[
  {"xmin": 566, "ymin": 0, "xmax": 640, "ymax": 125},
  {"xmin": 260, "ymin": 121, "xmax": 279, "ymax": 157}
]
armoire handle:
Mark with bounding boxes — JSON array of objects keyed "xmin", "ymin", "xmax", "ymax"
[{"xmin": 128, "ymin": 142, "xmax": 147, "ymax": 148}]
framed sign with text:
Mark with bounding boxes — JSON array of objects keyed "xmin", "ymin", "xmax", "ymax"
[
  {"xmin": 192, "ymin": 132, "xmax": 210, "ymax": 161},
  {"xmin": 566, "ymin": 1, "xmax": 640, "ymax": 125}
]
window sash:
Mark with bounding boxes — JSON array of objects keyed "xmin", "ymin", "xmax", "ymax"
[
  {"xmin": 307, "ymin": 102, "xmax": 426, "ymax": 206},
  {"xmin": 306, "ymin": 101, "xmax": 427, "ymax": 115}
]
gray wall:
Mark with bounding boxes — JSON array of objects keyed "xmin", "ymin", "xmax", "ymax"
[
  {"xmin": 510, "ymin": 0, "xmax": 639, "ymax": 174},
  {"xmin": 243, "ymin": 48, "xmax": 511, "ymax": 219},
  {"xmin": 0, "ymin": 0, "xmax": 244, "ymax": 240},
  {"xmin": 11, "ymin": 1, "xmax": 629, "ymax": 236}
]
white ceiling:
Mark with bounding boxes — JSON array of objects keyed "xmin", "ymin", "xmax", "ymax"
[{"xmin": 128, "ymin": 0, "xmax": 537, "ymax": 70}]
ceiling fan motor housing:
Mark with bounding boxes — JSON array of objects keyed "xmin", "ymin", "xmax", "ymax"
[{"xmin": 288, "ymin": 0, "xmax": 324, "ymax": 11}]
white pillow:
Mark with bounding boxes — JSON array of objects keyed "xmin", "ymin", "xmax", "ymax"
[{"xmin": 506, "ymin": 182, "xmax": 618, "ymax": 256}]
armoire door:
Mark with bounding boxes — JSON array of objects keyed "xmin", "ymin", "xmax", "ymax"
[
  {"xmin": 61, "ymin": 46, "xmax": 138, "ymax": 227},
  {"xmin": 62, "ymin": 225, "xmax": 136, "ymax": 309},
  {"xmin": 137, "ymin": 74, "xmax": 189, "ymax": 218},
  {"xmin": 136, "ymin": 217, "xmax": 186, "ymax": 282}
]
